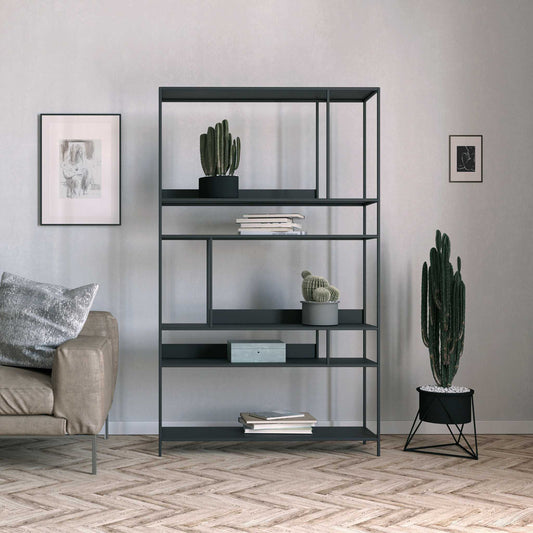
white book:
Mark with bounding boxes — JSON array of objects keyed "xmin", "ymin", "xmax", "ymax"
[
  {"xmin": 238, "ymin": 230, "xmax": 306, "ymax": 235},
  {"xmin": 239, "ymin": 227, "xmax": 293, "ymax": 232},
  {"xmin": 242, "ymin": 213, "xmax": 305, "ymax": 220},
  {"xmin": 240, "ymin": 412, "xmax": 317, "ymax": 426},
  {"xmin": 236, "ymin": 218, "xmax": 292, "ymax": 224},
  {"xmin": 244, "ymin": 427, "xmax": 313, "ymax": 434},
  {"xmin": 238, "ymin": 417, "xmax": 316, "ymax": 430},
  {"xmin": 250, "ymin": 410, "xmax": 305, "ymax": 420},
  {"xmin": 239, "ymin": 223, "xmax": 302, "ymax": 229}
]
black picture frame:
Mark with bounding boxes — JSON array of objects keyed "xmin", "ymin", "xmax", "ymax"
[
  {"xmin": 39, "ymin": 113, "xmax": 121, "ymax": 225},
  {"xmin": 449, "ymin": 135, "xmax": 483, "ymax": 183}
]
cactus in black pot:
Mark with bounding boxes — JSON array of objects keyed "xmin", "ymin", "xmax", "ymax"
[{"xmin": 198, "ymin": 119, "xmax": 240, "ymax": 198}]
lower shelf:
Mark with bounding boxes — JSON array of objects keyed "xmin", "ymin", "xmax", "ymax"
[
  {"xmin": 161, "ymin": 426, "xmax": 378, "ymax": 442},
  {"xmin": 162, "ymin": 357, "xmax": 377, "ymax": 367}
]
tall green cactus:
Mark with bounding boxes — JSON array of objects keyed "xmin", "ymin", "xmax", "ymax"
[
  {"xmin": 421, "ymin": 230, "xmax": 466, "ymax": 387},
  {"xmin": 200, "ymin": 119, "xmax": 240, "ymax": 177}
]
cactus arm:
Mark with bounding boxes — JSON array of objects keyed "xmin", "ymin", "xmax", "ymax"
[
  {"xmin": 206, "ymin": 127, "xmax": 216, "ymax": 176},
  {"xmin": 421, "ymin": 262, "xmax": 429, "ymax": 347},
  {"xmin": 429, "ymin": 247, "xmax": 441, "ymax": 311},
  {"xmin": 221, "ymin": 120, "xmax": 228, "ymax": 174},
  {"xmin": 229, "ymin": 141, "xmax": 236, "ymax": 176},
  {"xmin": 235, "ymin": 137, "xmax": 241, "ymax": 170},
  {"xmin": 224, "ymin": 133, "xmax": 231, "ymax": 174},
  {"xmin": 214, "ymin": 122, "xmax": 223, "ymax": 175},
  {"xmin": 200, "ymin": 133, "xmax": 208, "ymax": 175}
]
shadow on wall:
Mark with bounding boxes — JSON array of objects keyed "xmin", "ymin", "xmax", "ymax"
[{"xmin": 382, "ymin": 255, "xmax": 413, "ymax": 416}]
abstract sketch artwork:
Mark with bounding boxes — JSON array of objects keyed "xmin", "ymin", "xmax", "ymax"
[
  {"xmin": 40, "ymin": 114, "xmax": 120, "ymax": 224},
  {"xmin": 60, "ymin": 140, "xmax": 102, "ymax": 199},
  {"xmin": 456, "ymin": 146, "xmax": 475, "ymax": 172},
  {"xmin": 449, "ymin": 135, "xmax": 483, "ymax": 183}
]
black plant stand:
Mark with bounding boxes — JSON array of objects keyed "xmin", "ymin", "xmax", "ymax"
[{"xmin": 404, "ymin": 387, "xmax": 478, "ymax": 460}]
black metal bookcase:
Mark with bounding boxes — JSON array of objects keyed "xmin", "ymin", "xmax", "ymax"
[{"xmin": 158, "ymin": 87, "xmax": 381, "ymax": 455}]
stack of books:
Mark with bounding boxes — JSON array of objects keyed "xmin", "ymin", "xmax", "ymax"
[
  {"xmin": 239, "ymin": 411, "xmax": 317, "ymax": 434},
  {"xmin": 236, "ymin": 213, "xmax": 306, "ymax": 235}
]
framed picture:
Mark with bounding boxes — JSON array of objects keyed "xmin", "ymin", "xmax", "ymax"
[
  {"xmin": 449, "ymin": 135, "xmax": 483, "ymax": 183},
  {"xmin": 40, "ymin": 114, "xmax": 121, "ymax": 225}
]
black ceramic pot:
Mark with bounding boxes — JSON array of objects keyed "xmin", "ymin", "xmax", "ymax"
[
  {"xmin": 417, "ymin": 386, "xmax": 473, "ymax": 424},
  {"xmin": 199, "ymin": 176, "xmax": 239, "ymax": 198}
]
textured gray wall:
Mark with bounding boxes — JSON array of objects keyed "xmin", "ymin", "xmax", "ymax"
[{"xmin": 0, "ymin": 0, "xmax": 531, "ymax": 432}]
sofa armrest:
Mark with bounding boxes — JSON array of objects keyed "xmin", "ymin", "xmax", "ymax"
[{"xmin": 52, "ymin": 335, "xmax": 113, "ymax": 435}]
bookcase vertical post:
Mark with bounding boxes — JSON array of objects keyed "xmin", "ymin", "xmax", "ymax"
[
  {"xmin": 362, "ymin": 99, "xmax": 368, "ymax": 440},
  {"xmin": 158, "ymin": 89, "xmax": 163, "ymax": 457},
  {"xmin": 326, "ymin": 90, "xmax": 331, "ymax": 199},
  {"xmin": 206, "ymin": 239, "xmax": 213, "ymax": 326},
  {"xmin": 315, "ymin": 101, "xmax": 320, "ymax": 198},
  {"xmin": 376, "ymin": 88, "xmax": 381, "ymax": 455}
]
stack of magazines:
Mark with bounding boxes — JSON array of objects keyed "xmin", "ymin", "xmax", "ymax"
[
  {"xmin": 239, "ymin": 411, "xmax": 317, "ymax": 434},
  {"xmin": 236, "ymin": 213, "xmax": 306, "ymax": 235}
]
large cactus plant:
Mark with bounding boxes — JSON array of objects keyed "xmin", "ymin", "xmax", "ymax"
[
  {"xmin": 200, "ymin": 119, "xmax": 240, "ymax": 177},
  {"xmin": 421, "ymin": 230, "xmax": 466, "ymax": 388}
]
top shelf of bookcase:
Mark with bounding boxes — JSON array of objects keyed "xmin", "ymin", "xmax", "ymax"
[
  {"xmin": 161, "ymin": 189, "xmax": 378, "ymax": 207},
  {"xmin": 160, "ymin": 87, "xmax": 379, "ymax": 103}
]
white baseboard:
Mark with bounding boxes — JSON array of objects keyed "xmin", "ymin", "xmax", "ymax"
[{"xmin": 103, "ymin": 420, "xmax": 533, "ymax": 436}]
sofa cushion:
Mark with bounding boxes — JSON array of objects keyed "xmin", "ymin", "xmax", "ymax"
[
  {"xmin": 0, "ymin": 415, "xmax": 66, "ymax": 435},
  {"xmin": 0, "ymin": 272, "xmax": 98, "ymax": 369},
  {"xmin": 0, "ymin": 365, "xmax": 54, "ymax": 415}
]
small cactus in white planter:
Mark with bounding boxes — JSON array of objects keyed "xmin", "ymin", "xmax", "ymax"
[{"xmin": 301, "ymin": 270, "xmax": 340, "ymax": 325}]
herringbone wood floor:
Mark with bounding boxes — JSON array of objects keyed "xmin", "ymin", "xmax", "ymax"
[{"xmin": 0, "ymin": 434, "xmax": 531, "ymax": 532}]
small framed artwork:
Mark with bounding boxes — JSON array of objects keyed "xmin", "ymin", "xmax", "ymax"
[
  {"xmin": 449, "ymin": 135, "xmax": 483, "ymax": 183},
  {"xmin": 40, "ymin": 114, "xmax": 121, "ymax": 225}
]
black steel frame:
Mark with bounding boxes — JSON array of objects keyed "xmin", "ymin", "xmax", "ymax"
[
  {"xmin": 403, "ymin": 395, "xmax": 479, "ymax": 460},
  {"xmin": 158, "ymin": 87, "xmax": 380, "ymax": 456},
  {"xmin": 39, "ymin": 113, "xmax": 121, "ymax": 226}
]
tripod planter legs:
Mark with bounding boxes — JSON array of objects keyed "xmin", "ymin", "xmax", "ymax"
[{"xmin": 404, "ymin": 388, "xmax": 478, "ymax": 460}]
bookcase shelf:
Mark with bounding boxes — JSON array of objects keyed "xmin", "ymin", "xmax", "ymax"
[
  {"xmin": 161, "ymin": 343, "xmax": 378, "ymax": 368},
  {"xmin": 162, "ymin": 189, "xmax": 378, "ymax": 207},
  {"xmin": 158, "ymin": 86, "xmax": 380, "ymax": 455},
  {"xmin": 161, "ymin": 426, "xmax": 378, "ymax": 442},
  {"xmin": 162, "ymin": 309, "xmax": 376, "ymax": 330},
  {"xmin": 162, "ymin": 234, "xmax": 378, "ymax": 241}
]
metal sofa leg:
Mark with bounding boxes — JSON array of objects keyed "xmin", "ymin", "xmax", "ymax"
[
  {"xmin": 91, "ymin": 435, "xmax": 97, "ymax": 475},
  {"xmin": 105, "ymin": 416, "xmax": 109, "ymax": 440}
]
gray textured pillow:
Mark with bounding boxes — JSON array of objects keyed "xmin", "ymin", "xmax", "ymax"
[{"xmin": 0, "ymin": 272, "xmax": 98, "ymax": 369}]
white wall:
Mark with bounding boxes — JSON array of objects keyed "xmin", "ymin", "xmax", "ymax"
[{"xmin": 0, "ymin": 0, "xmax": 531, "ymax": 433}]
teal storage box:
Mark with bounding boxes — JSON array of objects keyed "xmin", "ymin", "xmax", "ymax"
[{"xmin": 227, "ymin": 340, "xmax": 286, "ymax": 363}]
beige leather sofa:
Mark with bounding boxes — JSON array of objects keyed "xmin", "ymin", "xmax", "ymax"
[{"xmin": 0, "ymin": 311, "xmax": 118, "ymax": 474}]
